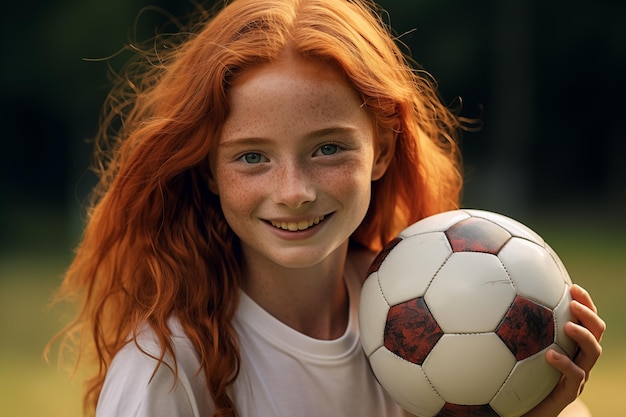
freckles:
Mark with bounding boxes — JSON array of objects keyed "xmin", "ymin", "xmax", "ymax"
[
  {"xmin": 217, "ymin": 171, "xmax": 252, "ymax": 207},
  {"xmin": 318, "ymin": 163, "xmax": 371, "ymax": 193},
  {"xmin": 306, "ymin": 93, "xmax": 363, "ymax": 127}
]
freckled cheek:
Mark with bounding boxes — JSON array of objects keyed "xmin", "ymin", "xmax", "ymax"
[
  {"xmin": 216, "ymin": 172, "xmax": 266, "ymax": 217},
  {"xmin": 319, "ymin": 164, "xmax": 373, "ymax": 199}
]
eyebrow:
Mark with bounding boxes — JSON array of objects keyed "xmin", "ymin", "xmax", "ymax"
[
  {"xmin": 220, "ymin": 126, "xmax": 360, "ymax": 148},
  {"xmin": 304, "ymin": 126, "xmax": 359, "ymax": 140}
]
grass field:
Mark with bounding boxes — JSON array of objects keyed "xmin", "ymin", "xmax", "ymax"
[{"xmin": 0, "ymin": 210, "xmax": 623, "ymax": 417}]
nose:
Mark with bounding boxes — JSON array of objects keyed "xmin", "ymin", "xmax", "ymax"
[{"xmin": 273, "ymin": 160, "xmax": 316, "ymax": 209}]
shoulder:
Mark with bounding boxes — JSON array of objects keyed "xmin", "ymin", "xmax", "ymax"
[{"xmin": 96, "ymin": 318, "xmax": 213, "ymax": 417}]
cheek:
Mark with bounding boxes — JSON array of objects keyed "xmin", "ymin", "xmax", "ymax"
[
  {"xmin": 215, "ymin": 172, "xmax": 262, "ymax": 217},
  {"xmin": 322, "ymin": 161, "xmax": 374, "ymax": 202}
]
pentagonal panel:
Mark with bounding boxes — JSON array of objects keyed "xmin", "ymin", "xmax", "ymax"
[
  {"xmin": 423, "ymin": 333, "xmax": 516, "ymax": 405},
  {"xmin": 425, "ymin": 252, "xmax": 516, "ymax": 333},
  {"xmin": 359, "ymin": 273, "xmax": 391, "ymax": 357},
  {"xmin": 369, "ymin": 348, "xmax": 445, "ymax": 417},
  {"xmin": 496, "ymin": 296, "xmax": 555, "ymax": 361},
  {"xmin": 384, "ymin": 297, "xmax": 444, "ymax": 365},
  {"xmin": 463, "ymin": 209, "xmax": 544, "ymax": 246},
  {"xmin": 490, "ymin": 344, "xmax": 565, "ymax": 417},
  {"xmin": 553, "ymin": 286, "xmax": 578, "ymax": 358},
  {"xmin": 378, "ymin": 232, "xmax": 452, "ymax": 306},
  {"xmin": 498, "ymin": 238, "xmax": 566, "ymax": 308},
  {"xmin": 399, "ymin": 210, "xmax": 471, "ymax": 238},
  {"xmin": 437, "ymin": 403, "xmax": 500, "ymax": 417},
  {"xmin": 445, "ymin": 217, "xmax": 512, "ymax": 254}
]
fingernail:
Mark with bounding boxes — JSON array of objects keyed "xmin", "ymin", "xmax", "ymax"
[{"xmin": 549, "ymin": 349, "xmax": 564, "ymax": 361}]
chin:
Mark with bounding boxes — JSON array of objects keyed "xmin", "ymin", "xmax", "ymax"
[{"xmin": 269, "ymin": 243, "xmax": 347, "ymax": 270}]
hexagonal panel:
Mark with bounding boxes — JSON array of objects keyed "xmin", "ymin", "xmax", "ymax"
[
  {"xmin": 496, "ymin": 296, "xmax": 555, "ymax": 361},
  {"xmin": 399, "ymin": 210, "xmax": 471, "ymax": 238},
  {"xmin": 367, "ymin": 237, "xmax": 402, "ymax": 276},
  {"xmin": 423, "ymin": 333, "xmax": 516, "ymax": 405},
  {"xmin": 498, "ymin": 237, "xmax": 566, "ymax": 309},
  {"xmin": 445, "ymin": 217, "xmax": 512, "ymax": 254},
  {"xmin": 437, "ymin": 403, "xmax": 500, "ymax": 417},
  {"xmin": 369, "ymin": 348, "xmax": 445, "ymax": 417},
  {"xmin": 425, "ymin": 252, "xmax": 516, "ymax": 333},
  {"xmin": 553, "ymin": 286, "xmax": 578, "ymax": 358},
  {"xmin": 544, "ymin": 242, "xmax": 573, "ymax": 286},
  {"xmin": 490, "ymin": 344, "xmax": 565, "ymax": 417},
  {"xmin": 463, "ymin": 209, "xmax": 545, "ymax": 246},
  {"xmin": 378, "ymin": 232, "xmax": 452, "ymax": 306},
  {"xmin": 384, "ymin": 297, "xmax": 444, "ymax": 365},
  {"xmin": 359, "ymin": 273, "xmax": 392, "ymax": 357}
]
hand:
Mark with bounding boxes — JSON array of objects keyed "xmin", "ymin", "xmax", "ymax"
[{"xmin": 523, "ymin": 284, "xmax": 606, "ymax": 417}]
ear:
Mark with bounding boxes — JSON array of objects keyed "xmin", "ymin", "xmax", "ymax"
[
  {"xmin": 208, "ymin": 174, "xmax": 219, "ymax": 195},
  {"xmin": 371, "ymin": 126, "xmax": 397, "ymax": 181},
  {"xmin": 206, "ymin": 161, "xmax": 220, "ymax": 195}
]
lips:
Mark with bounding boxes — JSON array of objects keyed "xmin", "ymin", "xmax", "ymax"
[{"xmin": 270, "ymin": 215, "xmax": 326, "ymax": 231}]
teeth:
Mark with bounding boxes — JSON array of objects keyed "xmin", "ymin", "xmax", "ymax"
[{"xmin": 271, "ymin": 215, "xmax": 325, "ymax": 231}]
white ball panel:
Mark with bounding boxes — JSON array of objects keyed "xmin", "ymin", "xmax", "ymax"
[
  {"xmin": 544, "ymin": 242, "xmax": 573, "ymax": 286},
  {"xmin": 423, "ymin": 333, "xmax": 516, "ymax": 405},
  {"xmin": 359, "ymin": 273, "xmax": 390, "ymax": 357},
  {"xmin": 553, "ymin": 286, "xmax": 578, "ymax": 358},
  {"xmin": 369, "ymin": 348, "xmax": 445, "ymax": 417},
  {"xmin": 490, "ymin": 344, "xmax": 565, "ymax": 417},
  {"xmin": 399, "ymin": 210, "xmax": 470, "ymax": 238},
  {"xmin": 498, "ymin": 238, "xmax": 565, "ymax": 308},
  {"xmin": 379, "ymin": 232, "xmax": 452, "ymax": 306},
  {"xmin": 425, "ymin": 252, "xmax": 516, "ymax": 333},
  {"xmin": 463, "ymin": 209, "xmax": 544, "ymax": 246}
]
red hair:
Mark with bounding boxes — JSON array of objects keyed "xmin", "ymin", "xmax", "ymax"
[{"xmin": 50, "ymin": 0, "xmax": 462, "ymax": 416}]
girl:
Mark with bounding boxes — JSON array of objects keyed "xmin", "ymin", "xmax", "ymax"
[{"xmin": 51, "ymin": 0, "xmax": 604, "ymax": 416}]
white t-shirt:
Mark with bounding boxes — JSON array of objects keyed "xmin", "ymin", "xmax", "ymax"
[{"xmin": 96, "ymin": 269, "xmax": 409, "ymax": 417}]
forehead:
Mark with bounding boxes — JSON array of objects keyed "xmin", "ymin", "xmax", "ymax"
[{"xmin": 221, "ymin": 55, "xmax": 372, "ymax": 142}]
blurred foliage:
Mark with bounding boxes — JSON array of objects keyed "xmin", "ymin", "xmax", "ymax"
[{"xmin": 1, "ymin": 0, "xmax": 625, "ymax": 230}]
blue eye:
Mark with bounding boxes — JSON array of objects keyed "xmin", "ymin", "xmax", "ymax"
[
  {"xmin": 240, "ymin": 153, "xmax": 265, "ymax": 164},
  {"xmin": 318, "ymin": 144, "xmax": 339, "ymax": 156}
]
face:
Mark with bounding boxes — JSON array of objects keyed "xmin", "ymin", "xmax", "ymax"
[{"xmin": 210, "ymin": 54, "xmax": 393, "ymax": 271}]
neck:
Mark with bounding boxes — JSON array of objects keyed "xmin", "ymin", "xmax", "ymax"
[{"xmin": 241, "ymin": 242, "xmax": 350, "ymax": 340}]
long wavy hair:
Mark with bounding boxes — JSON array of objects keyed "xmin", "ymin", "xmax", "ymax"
[{"xmin": 50, "ymin": 0, "xmax": 463, "ymax": 416}]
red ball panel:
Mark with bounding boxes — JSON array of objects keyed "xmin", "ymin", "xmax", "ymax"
[
  {"xmin": 367, "ymin": 237, "xmax": 402, "ymax": 275},
  {"xmin": 496, "ymin": 296, "xmax": 555, "ymax": 361},
  {"xmin": 384, "ymin": 297, "xmax": 443, "ymax": 365},
  {"xmin": 436, "ymin": 403, "xmax": 500, "ymax": 417},
  {"xmin": 445, "ymin": 217, "xmax": 511, "ymax": 254}
]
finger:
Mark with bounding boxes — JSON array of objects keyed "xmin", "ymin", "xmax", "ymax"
[
  {"xmin": 569, "ymin": 299, "xmax": 606, "ymax": 342},
  {"xmin": 564, "ymin": 321, "xmax": 602, "ymax": 377},
  {"xmin": 570, "ymin": 284, "xmax": 598, "ymax": 314},
  {"xmin": 546, "ymin": 349, "xmax": 586, "ymax": 401}
]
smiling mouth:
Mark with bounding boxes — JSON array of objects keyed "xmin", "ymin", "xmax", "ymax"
[{"xmin": 270, "ymin": 215, "xmax": 326, "ymax": 232}]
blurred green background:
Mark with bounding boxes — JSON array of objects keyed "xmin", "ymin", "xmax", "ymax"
[{"xmin": 1, "ymin": 0, "xmax": 624, "ymax": 416}]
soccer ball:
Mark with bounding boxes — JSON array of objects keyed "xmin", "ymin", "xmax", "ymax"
[{"xmin": 359, "ymin": 209, "xmax": 577, "ymax": 417}]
